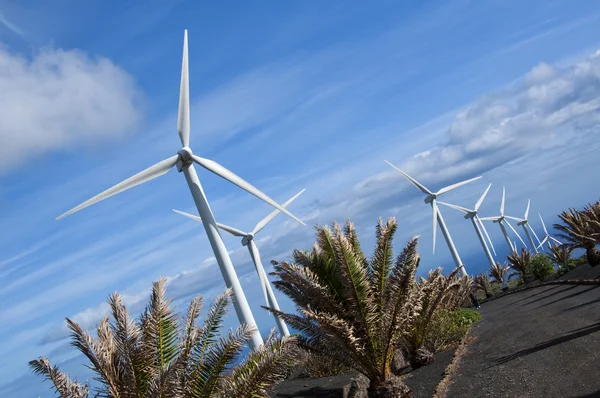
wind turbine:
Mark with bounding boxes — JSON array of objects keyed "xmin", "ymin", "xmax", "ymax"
[
  {"xmin": 173, "ymin": 188, "xmax": 305, "ymax": 338},
  {"xmin": 480, "ymin": 187, "xmax": 527, "ymax": 253},
  {"xmin": 505, "ymin": 199, "xmax": 542, "ymax": 254},
  {"xmin": 438, "ymin": 183, "xmax": 497, "ymax": 267},
  {"xmin": 384, "ymin": 160, "xmax": 482, "ymax": 277},
  {"xmin": 537, "ymin": 214, "xmax": 562, "ymax": 250},
  {"xmin": 55, "ymin": 30, "xmax": 305, "ymax": 350}
]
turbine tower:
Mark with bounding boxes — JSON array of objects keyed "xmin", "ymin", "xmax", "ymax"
[
  {"xmin": 537, "ymin": 214, "xmax": 562, "ymax": 250},
  {"xmin": 56, "ymin": 30, "xmax": 305, "ymax": 350},
  {"xmin": 173, "ymin": 188, "xmax": 306, "ymax": 338},
  {"xmin": 438, "ymin": 183, "xmax": 497, "ymax": 267},
  {"xmin": 384, "ymin": 160, "xmax": 482, "ymax": 277},
  {"xmin": 506, "ymin": 199, "xmax": 542, "ymax": 254},
  {"xmin": 480, "ymin": 187, "xmax": 527, "ymax": 253}
]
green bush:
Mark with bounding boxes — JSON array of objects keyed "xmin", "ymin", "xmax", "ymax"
[
  {"xmin": 532, "ymin": 253, "xmax": 556, "ymax": 281},
  {"xmin": 425, "ymin": 308, "xmax": 482, "ymax": 353}
]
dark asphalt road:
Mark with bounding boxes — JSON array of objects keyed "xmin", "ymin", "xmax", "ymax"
[{"xmin": 447, "ymin": 280, "xmax": 600, "ymax": 398}]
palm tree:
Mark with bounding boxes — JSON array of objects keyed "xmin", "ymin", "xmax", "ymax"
[
  {"xmin": 30, "ymin": 279, "xmax": 297, "ymax": 398},
  {"xmin": 507, "ymin": 248, "xmax": 533, "ymax": 280},
  {"xmin": 548, "ymin": 243, "xmax": 574, "ymax": 271},
  {"xmin": 472, "ymin": 273, "xmax": 492, "ymax": 298},
  {"xmin": 489, "ymin": 263, "xmax": 510, "ymax": 284},
  {"xmin": 554, "ymin": 203, "xmax": 600, "ymax": 267},
  {"xmin": 265, "ymin": 217, "xmax": 459, "ymax": 397}
]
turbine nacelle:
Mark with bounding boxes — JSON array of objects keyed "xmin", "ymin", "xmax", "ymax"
[
  {"xmin": 424, "ymin": 195, "xmax": 437, "ymax": 204},
  {"xmin": 463, "ymin": 211, "xmax": 477, "ymax": 220}
]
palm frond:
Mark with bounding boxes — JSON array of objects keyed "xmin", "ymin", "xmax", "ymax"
[
  {"xmin": 217, "ymin": 335, "xmax": 299, "ymax": 398},
  {"xmin": 187, "ymin": 324, "xmax": 255, "ymax": 398},
  {"xmin": 29, "ymin": 357, "xmax": 90, "ymax": 398}
]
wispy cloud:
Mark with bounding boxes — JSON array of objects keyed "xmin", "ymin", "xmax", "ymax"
[{"xmin": 0, "ymin": 11, "xmax": 25, "ymax": 37}]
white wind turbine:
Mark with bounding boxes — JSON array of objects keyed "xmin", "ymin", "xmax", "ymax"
[
  {"xmin": 480, "ymin": 187, "xmax": 527, "ymax": 253},
  {"xmin": 505, "ymin": 200, "xmax": 542, "ymax": 254},
  {"xmin": 537, "ymin": 214, "xmax": 562, "ymax": 250},
  {"xmin": 438, "ymin": 183, "xmax": 497, "ymax": 267},
  {"xmin": 384, "ymin": 161, "xmax": 482, "ymax": 277},
  {"xmin": 56, "ymin": 30, "xmax": 305, "ymax": 350},
  {"xmin": 173, "ymin": 188, "xmax": 306, "ymax": 338}
]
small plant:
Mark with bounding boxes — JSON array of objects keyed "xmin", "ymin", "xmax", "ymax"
[
  {"xmin": 548, "ymin": 243, "xmax": 574, "ymax": 271},
  {"xmin": 507, "ymin": 248, "xmax": 533, "ymax": 280},
  {"xmin": 531, "ymin": 253, "xmax": 556, "ymax": 281},
  {"xmin": 489, "ymin": 262, "xmax": 510, "ymax": 285},
  {"xmin": 473, "ymin": 273, "xmax": 493, "ymax": 298},
  {"xmin": 425, "ymin": 308, "xmax": 481, "ymax": 353},
  {"xmin": 554, "ymin": 201, "xmax": 600, "ymax": 267}
]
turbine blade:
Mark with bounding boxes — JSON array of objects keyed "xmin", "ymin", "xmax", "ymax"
[
  {"xmin": 384, "ymin": 160, "xmax": 432, "ymax": 195},
  {"xmin": 247, "ymin": 242, "xmax": 270, "ymax": 310},
  {"xmin": 528, "ymin": 224, "xmax": 542, "ymax": 246},
  {"xmin": 436, "ymin": 176, "xmax": 482, "ymax": 196},
  {"xmin": 253, "ymin": 189, "xmax": 306, "ymax": 235},
  {"xmin": 550, "ymin": 236, "xmax": 563, "ymax": 246},
  {"xmin": 537, "ymin": 236, "xmax": 548, "ymax": 250},
  {"xmin": 172, "ymin": 210, "xmax": 246, "ymax": 237},
  {"xmin": 177, "ymin": 30, "xmax": 190, "ymax": 147},
  {"xmin": 505, "ymin": 216, "xmax": 525, "ymax": 222},
  {"xmin": 432, "ymin": 200, "xmax": 438, "ymax": 255},
  {"xmin": 479, "ymin": 216, "xmax": 500, "ymax": 221},
  {"xmin": 474, "ymin": 183, "xmax": 492, "ymax": 211},
  {"xmin": 192, "ymin": 155, "xmax": 305, "ymax": 226},
  {"xmin": 57, "ymin": 155, "xmax": 179, "ymax": 220},
  {"xmin": 505, "ymin": 220, "xmax": 527, "ymax": 248},
  {"xmin": 500, "ymin": 187, "xmax": 506, "ymax": 216},
  {"xmin": 539, "ymin": 213, "xmax": 548, "ymax": 235},
  {"xmin": 477, "ymin": 216, "xmax": 497, "ymax": 256},
  {"xmin": 437, "ymin": 201, "xmax": 471, "ymax": 214},
  {"xmin": 525, "ymin": 199, "xmax": 531, "ymax": 220}
]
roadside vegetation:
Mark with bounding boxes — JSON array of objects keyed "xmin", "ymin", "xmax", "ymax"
[{"xmin": 31, "ymin": 199, "xmax": 599, "ymax": 397}]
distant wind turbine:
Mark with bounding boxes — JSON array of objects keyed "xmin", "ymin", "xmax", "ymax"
[
  {"xmin": 537, "ymin": 214, "xmax": 562, "ymax": 250},
  {"xmin": 56, "ymin": 30, "xmax": 305, "ymax": 350},
  {"xmin": 384, "ymin": 160, "xmax": 482, "ymax": 277},
  {"xmin": 438, "ymin": 183, "xmax": 497, "ymax": 267},
  {"xmin": 480, "ymin": 187, "xmax": 527, "ymax": 253},
  {"xmin": 173, "ymin": 188, "xmax": 306, "ymax": 338},
  {"xmin": 505, "ymin": 199, "xmax": 542, "ymax": 254}
]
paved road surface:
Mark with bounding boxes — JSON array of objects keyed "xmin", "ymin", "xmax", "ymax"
[{"xmin": 447, "ymin": 281, "xmax": 600, "ymax": 397}]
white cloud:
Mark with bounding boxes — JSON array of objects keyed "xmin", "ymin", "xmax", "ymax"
[{"xmin": 0, "ymin": 45, "xmax": 143, "ymax": 173}]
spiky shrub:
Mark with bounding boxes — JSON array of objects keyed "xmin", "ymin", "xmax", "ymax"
[
  {"xmin": 489, "ymin": 262, "xmax": 510, "ymax": 284},
  {"xmin": 473, "ymin": 273, "xmax": 493, "ymax": 298},
  {"xmin": 554, "ymin": 202, "xmax": 600, "ymax": 267},
  {"xmin": 267, "ymin": 217, "xmax": 418, "ymax": 397},
  {"xmin": 507, "ymin": 248, "xmax": 533, "ymax": 280},
  {"xmin": 548, "ymin": 243, "xmax": 574, "ymax": 271},
  {"xmin": 30, "ymin": 279, "xmax": 297, "ymax": 398},
  {"xmin": 403, "ymin": 268, "xmax": 468, "ymax": 368}
]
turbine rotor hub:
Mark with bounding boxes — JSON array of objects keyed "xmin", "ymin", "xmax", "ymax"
[
  {"xmin": 424, "ymin": 194, "xmax": 436, "ymax": 204},
  {"xmin": 241, "ymin": 234, "xmax": 254, "ymax": 246},
  {"xmin": 176, "ymin": 147, "xmax": 194, "ymax": 172}
]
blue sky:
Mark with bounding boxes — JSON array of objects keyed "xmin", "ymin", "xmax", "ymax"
[{"xmin": 2, "ymin": 0, "xmax": 600, "ymax": 395}]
